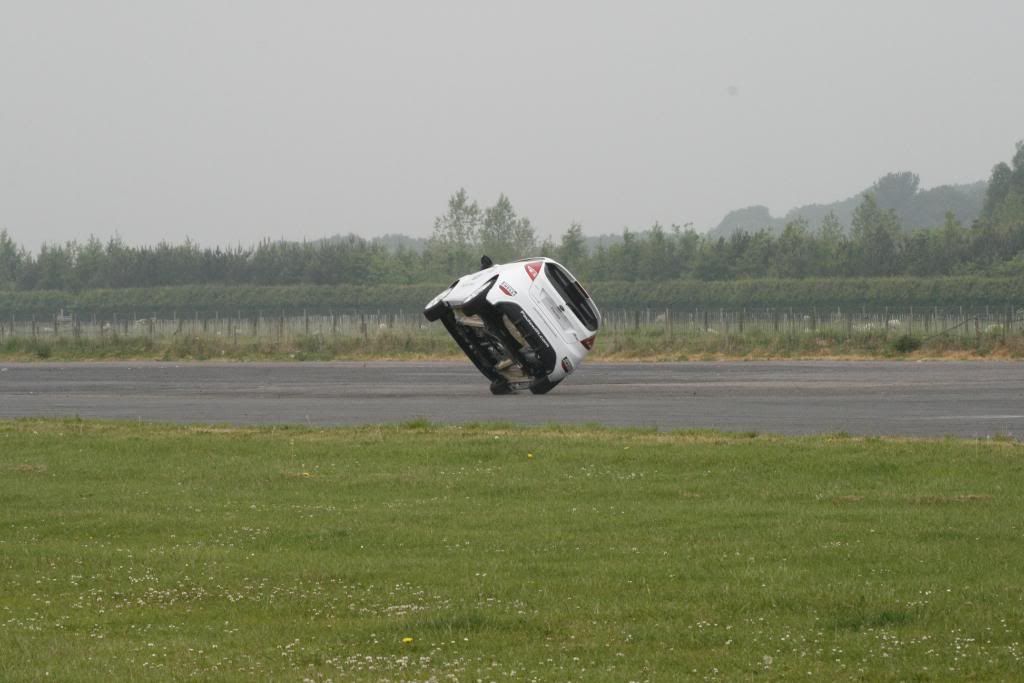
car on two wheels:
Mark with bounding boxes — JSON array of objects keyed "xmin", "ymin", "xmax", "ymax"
[{"xmin": 424, "ymin": 257, "xmax": 601, "ymax": 395}]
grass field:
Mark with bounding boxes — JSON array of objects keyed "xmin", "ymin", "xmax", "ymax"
[
  {"xmin": 2, "ymin": 328, "xmax": 1023, "ymax": 361},
  {"xmin": 2, "ymin": 420, "xmax": 1023, "ymax": 681}
]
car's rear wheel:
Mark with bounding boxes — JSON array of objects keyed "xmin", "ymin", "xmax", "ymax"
[{"xmin": 528, "ymin": 377, "xmax": 561, "ymax": 395}]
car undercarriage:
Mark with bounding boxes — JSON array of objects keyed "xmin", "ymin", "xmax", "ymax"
[{"xmin": 439, "ymin": 302, "xmax": 559, "ymax": 394}]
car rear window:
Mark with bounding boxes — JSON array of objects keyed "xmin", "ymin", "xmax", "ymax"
[{"xmin": 545, "ymin": 264, "xmax": 600, "ymax": 332}]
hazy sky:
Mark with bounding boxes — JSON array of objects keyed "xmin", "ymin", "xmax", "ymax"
[{"xmin": 2, "ymin": 1, "xmax": 1022, "ymax": 252}]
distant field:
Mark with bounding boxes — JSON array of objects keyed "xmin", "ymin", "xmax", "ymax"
[
  {"xmin": 1, "ymin": 327, "xmax": 1022, "ymax": 361},
  {"xmin": 3, "ymin": 304, "xmax": 1023, "ymax": 361},
  {"xmin": 3, "ymin": 301, "xmax": 1023, "ymax": 362},
  {"xmin": 3, "ymin": 276, "xmax": 1024, "ymax": 317},
  {"xmin": 2, "ymin": 420, "xmax": 1023, "ymax": 680}
]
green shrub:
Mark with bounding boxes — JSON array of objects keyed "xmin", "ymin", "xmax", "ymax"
[{"xmin": 891, "ymin": 334, "xmax": 922, "ymax": 353}]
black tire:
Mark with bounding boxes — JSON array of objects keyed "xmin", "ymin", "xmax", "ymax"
[
  {"xmin": 423, "ymin": 301, "xmax": 447, "ymax": 322},
  {"xmin": 528, "ymin": 377, "xmax": 562, "ymax": 395},
  {"xmin": 489, "ymin": 379, "xmax": 514, "ymax": 395},
  {"xmin": 461, "ymin": 277, "xmax": 497, "ymax": 317}
]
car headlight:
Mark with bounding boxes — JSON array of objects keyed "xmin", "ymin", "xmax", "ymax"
[
  {"xmin": 465, "ymin": 276, "xmax": 496, "ymax": 302},
  {"xmin": 425, "ymin": 287, "xmax": 452, "ymax": 311}
]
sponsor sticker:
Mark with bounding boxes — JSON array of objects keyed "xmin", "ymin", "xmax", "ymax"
[
  {"xmin": 498, "ymin": 281, "xmax": 517, "ymax": 296},
  {"xmin": 561, "ymin": 356, "xmax": 575, "ymax": 374},
  {"xmin": 517, "ymin": 312, "xmax": 551, "ymax": 349}
]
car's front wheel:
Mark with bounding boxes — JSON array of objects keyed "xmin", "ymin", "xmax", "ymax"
[
  {"xmin": 461, "ymin": 276, "xmax": 497, "ymax": 317},
  {"xmin": 423, "ymin": 300, "xmax": 447, "ymax": 322},
  {"xmin": 423, "ymin": 287, "xmax": 453, "ymax": 321},
  {"xmin": 489, "ymin": 379, "xmax": 514, "ymax": 395}
]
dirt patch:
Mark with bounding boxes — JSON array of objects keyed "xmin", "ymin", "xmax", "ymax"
[
  {"xmin": 833, "ymin": 495, "xmax": 864, "ymax": 504},
  {"xmin": 10, "ymin": 463, "xmax": 48, "ymax": 473},
  {"xmin": 910, "ymin": 494, "xmax": 993, "ymax": 504}
]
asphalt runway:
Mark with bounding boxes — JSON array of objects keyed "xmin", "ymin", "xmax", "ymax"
[{"xmin": 1, "ymin": 360, "xmax": 1022, "ymax": 438}]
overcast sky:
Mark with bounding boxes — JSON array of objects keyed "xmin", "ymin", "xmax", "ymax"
[{"xmin": 2, "ymin": 1, "xmax": 1022, "ymax": 252}]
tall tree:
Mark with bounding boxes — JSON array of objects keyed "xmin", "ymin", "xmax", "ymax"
[
  {"xmin": 871, "ymin": 172, "xmax": 920, "ymax": 211},
  {"xmin": 479, "ymin": 194, "xmax": 536, "ymax": 262},
  {"xmin": 427, "ymin": 188, "xmax": 482, "ymax": 275},
  {"xmin": 775, "ymin": 218, "xmax": 813, "ymax": 278},
  {"xmin": 0, "ymin": 229, "xmax": 25, "ymax": 289},
  {"xmin": 556, "ymin": 222, "xmax": 587, "ymax": 269},
  {"xmin": 850, "ymin": 194, "xmax": 901, "ymax": 276},
  {"xmin": 817, "ymin": 212, "xmax": 846, "ymax": 276},
  {"xmin": 982, "ymin": 162, "xmax": 1013, "ymax": 223}
]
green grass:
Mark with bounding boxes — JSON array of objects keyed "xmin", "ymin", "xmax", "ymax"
[
  {"xmin": 2, "ymin": 329, "xmax": 1023, "ymax": 361},
  {"xmin": 596, "ymin": 328, "xmax": 1024, "ymax": 360},
  {"xmin": 2, "ymin": 420, "xmax": 1024, "ymax": 681},
  {"xmin": 0, "ymin": 332, "xmax": 463, "ymax": 362}
]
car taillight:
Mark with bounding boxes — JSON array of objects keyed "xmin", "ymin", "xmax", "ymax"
[
  {"xmin": 524, "ymin": 261, "xmax": 543, "ymax": 281},
  {"xmin": 580, "ymin": 335, "xmax": 595, "ymax": 350}
]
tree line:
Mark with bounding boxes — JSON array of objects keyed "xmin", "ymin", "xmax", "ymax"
[{"xmin": 2, "ymin": 143, "xmax": 1023, "ymax": 292}]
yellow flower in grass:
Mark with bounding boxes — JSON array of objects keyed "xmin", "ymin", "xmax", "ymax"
[{"xmin": 402, "ymin": 637, "xmax": 414, "ymax": 644}]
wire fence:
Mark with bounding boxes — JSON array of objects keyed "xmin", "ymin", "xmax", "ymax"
[
  {"xmin": 599, "ymin": 306, "xmax": 1024, "ymax": 341},
  {"xmin": 0, "ymin": 310, "xmax": 442, "ymax": 344},
  {"xmin": 1, "ymin": 306, "xmax": 1022, "ymax": 344}
]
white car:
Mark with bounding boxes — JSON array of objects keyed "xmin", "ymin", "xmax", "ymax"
[{"xmin": 424, "ymin": 256, "xmax": 601, "ymax": 394}]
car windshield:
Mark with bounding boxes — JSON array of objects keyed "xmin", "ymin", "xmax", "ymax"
[{"xmin": 544, "ymin": 263, "xmax": 600, "ymax": 331}]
